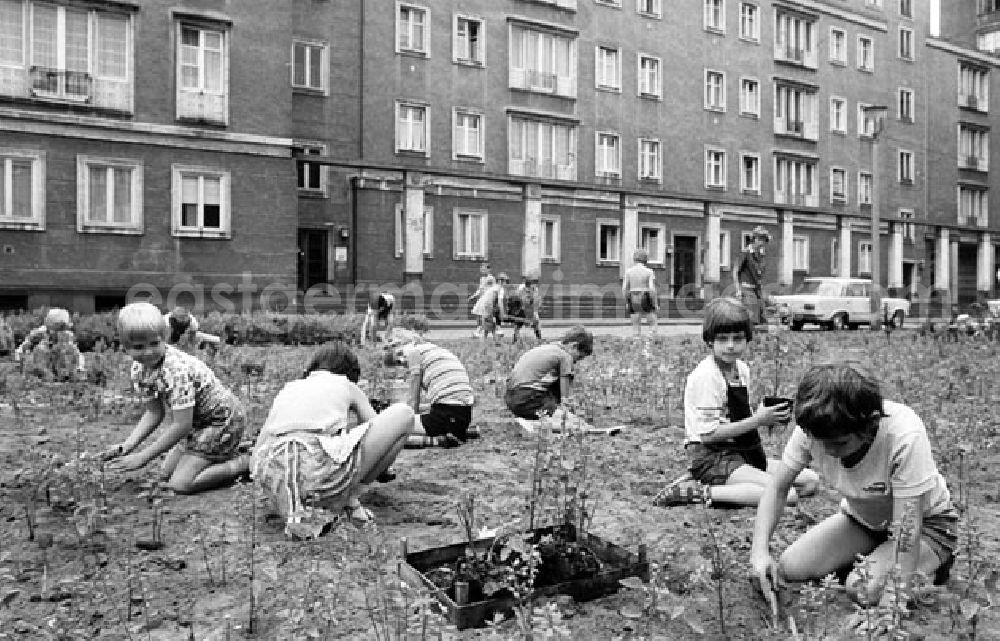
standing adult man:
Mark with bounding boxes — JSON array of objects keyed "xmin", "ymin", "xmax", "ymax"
[
  {"xmin": 623, "ymin": 249, "xmax": 659, "ymax": 336},
  {"xmin": 734, "ymin": 226, "xmax": 771, "ymax": 325}
]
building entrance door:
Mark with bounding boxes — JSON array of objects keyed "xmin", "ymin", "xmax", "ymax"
[
  {"xmin": 672, "ymin": 235, "xmax": 698, "ymax": 298},
  {"xmin": 298, "ymin": 229, "xmax": 329, "ymax": 292}
]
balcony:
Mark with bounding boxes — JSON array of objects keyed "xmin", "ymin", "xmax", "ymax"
[
  {"xmin": 960, "ymin": 154, "xmax": 988, "ymax": 171},
  {"xmin": 961, "ymin": 94, "xmax": 982, "ymax": 110},
  {"xmin": 510, "ymin": 157, "xmax": 576, "ymax": 180},
  {"xmin": 774, "ymin": 190, "xmax": 818, "ymax": 207},
  {"xmin": 509, "ymin": 67, "xmax": 576, "ymax": 98},
  {"xmin": 775, "ymin": 44, "xmax": 817, "ymax": 69},
  {"xmin": 0, "ymin": 65, "xmax": 131, "ymax": 112},
  {"xmin": 30, "ymin": 67, "xmax": 91, "ymax": 102}
]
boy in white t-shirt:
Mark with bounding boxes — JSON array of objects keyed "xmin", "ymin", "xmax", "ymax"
[{"xmin": 751, "ymin": 364, "xmax": 958, "ymax": 613}]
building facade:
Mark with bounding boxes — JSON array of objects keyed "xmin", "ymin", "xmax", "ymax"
[{"xmin": 2, "ymin": 0, "xmax": 999, "ymax": 315}]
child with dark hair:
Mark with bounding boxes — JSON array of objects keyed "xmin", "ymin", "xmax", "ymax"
[
  {"xmin": 361, "ymin": 291, "xmax": 395, "ymax": 345},
  {"xmin": 623, "ymin": 248, "xmax": 659, "ymax": 337},
  {"xmin": 751, "ymin": 363, "xmax": 958, "ymax": 611},
  {"xmin": 674, "ymin": 298, "xmax": 818, "ymax": 507},
  {"xmin": 163, "ymin": 307, "xmax": 221, "ymax": 353},
  {"xmin": 508, "ymin": 272, "xmax": 543, "ymax": 341},
  {"xmin": 504, "ymin": 325, "xmax": 593, "ymax": 420},
  {"xmin": 252, "ymin": 341, "xmax": 413, "ymax": 535}
]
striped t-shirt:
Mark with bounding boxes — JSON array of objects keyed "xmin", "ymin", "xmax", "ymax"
[{"xmin": 402, "ymin": 343, "xmax": 474, "ymax": 406}]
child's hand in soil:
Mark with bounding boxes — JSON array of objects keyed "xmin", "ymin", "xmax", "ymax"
[
  {"xmin": 750, "ymin": 553, "xmax": 782, "ymax": 622},
  {"xmin": 108, "ymin": 452, "xmax": 149, "ymax": 472}
]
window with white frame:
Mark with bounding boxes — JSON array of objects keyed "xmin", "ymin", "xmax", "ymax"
[
  {"xmin": 705, "ymin": 69, "xmax": 725, "ymax": 110},
  {"xmin": 640, "ymin": 224, "xmax": 664, "ymax": 264},
  {"xmin": 741, "ymin": 153, "xmax": 760, "ymax": 194},
  {"xmin": 858, "ymin": 171, "xmax": 873, "ymax": 204},
  {"xmin": 296, "ymin": 145, "xmax": 326, "ymax": 192},
  {"xmin": 829, "ymin": 28, "xmax": 846, "ymax": 64},
  {"xmin": 705, "ymin": 148, "xmax": 726, "ymax": 189},
  {"xmin": 898, "ymin": 27, "xmax": 913, "ymax": 60},
  {"xmin": 831, "ymin": 167, "xmax": 847, "ymax": 203},
  {"xmin": 704, "ymin": 0, "xmax": 724, "ymax": 32},
  {"xmin": 858, "ymin": 102, "xmax": 878, "ymax": 137},
  {"xmin": 454, "ymin": 209, "xmax": 487, "ymax": 258},
  {"xmin": 177, "ymin": 22, "xmax": 228, "ymax": 123},
  {"xmin": 719, "ymin": 231, "xmax": 731, "ymax": 269},
  {"xmin": 792, "ymin": 236, "xmax": 809, "ymax": 271},
  {"xmin": 508, "ymin": 25, "xmax": 577, "ymax": 98},
  {"xmin": 898, "ymin": 150, "xmax": 914, "ymax": 183},
  {"xmin": 171, "ymin": 165, "xmax": 230, "ymax": 238},
  {"xmin": 830, "ymin": 238, "xmax": 840, "ymax": 274},
  {"xmin": 775, "ymin": 11, "xmax": 816, "ymax": 67},
  {"xmin": 595, "ymin": 132, "xmax": 621, "ymax": 177},
  {"xmin": 899, "ymin": 0, "xmax": 912, "ymax": 17},
  {"xmin": 978, "ymin": 30, "xmax": 1000, "ymax": 54},
  {"xmin": 0, "ymin": 148, "xmax": 45, "ymax": 230},
  {"xmin": 396, "ymin": 102, "xmax": 429, "ymax": 154},
  {"xmin": 541, "ymin": 215, "xmax": 561, "ymax": 261},
  {"xmin": 958, "ymin": 186, "xmax": 988, "ymax": 225},
  {"xmin": 898, "ymin": 209, "xmax": 915, "ymax": 242},
  {"xmin": 638, "ymin": 54, "xmax": 661, "ymax": 97},
  {"xmin": 775, "ymin": 83, "xmax": 817, "ymax": 138},
  {"xmin": 741, "ymin": 231, "xmax": 755, "ymax": 251},
  {"xmin": 292, "ymin": 41, "xmax": 327, "ymax": 92},
  {"xmin": 637, "ymin": 0, "xmax": 662, "ymax": 18},
  {"xmin": 453, "ymin": 109, "xmax": 484, "ymax": 160},
  {"xmin": 397, "ymin": 3, "xmax": 429, "ymax": 55},
  {"xmin": 596, "ymin": 46, "xmax": 621, "ymax": 91},
  {"xmin": 454, "ymin": 15, "xmax": 484, "ymax": 65},
  {"xmin": 774, "ymin": 156, "xmax": 817, "ymax": 206},
  {"xmin": 739, "ymin": 3, "xmax": 759, "ymax": 41},
  {"xmin": 740, "ymin": 77, "xmax": 760, "ymax": 116},
  {"xmin": 394, "ymin": 204, "xmax": 433, "ymax": 257},
  {"xmin": 959, "ymin": 124, "xmax": 989, "ymax": 170},
  {"xmin": 857, "ymin": 36, "xmax": 874, "ymax": 71},
  {"xmin": 638, "ymin": 138, "xmax": 661, "ymax": 181},
  {"xmin": 858, "ymin": 240, "xmax": 872, "ymax": 273},
  {"xmin": 865, "ymin": 0, "xmax": 883, "ymax": 8},
  {"xmin": 959, "ymin": 63, "xmax": 989, "ymax": 111},
  {"xmin": 830, "ymin": 96, "xmax": 846, "ymax": 133},
  {"xmin": 898, "ymin": 88, "xmax": 914, "ymax": 122},
  {"xmin": 508, "ymin": 116, "xmax": 577, "ymax": 180},
  {"xmin": 597, "ymin": 219, "xmax": 621, "ymax": 262}
]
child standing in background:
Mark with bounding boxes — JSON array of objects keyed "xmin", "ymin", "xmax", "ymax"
[
  {"xmin": 15, "ymin": 308, "xmax": 85, "ymax": 380},
  {"xmin": 361, "ymin": 291, "xmax": 396, "ymax": 345},
  {"xmin": 469, "ymin": 263, "xmax": 496, "ymax": 338}
]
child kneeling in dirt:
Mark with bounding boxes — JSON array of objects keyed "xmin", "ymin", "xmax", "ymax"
[
  {"xmin": 103, "ymin": 303, "xmax": 249, "ymax": 494},
  {"xmin": 504, "ymin": 325, "xmax": 593, "ymax": 421},
  {"xmin": 751, "ymin": 363, "xmax": 958, "ymax": 614},
  {"xmin": 383, "ymin": 329, "xmax": 476, "ymax": 448},
  {"xmin": 252, "ymin": 342, "xmax": 413, "ymax": 532},
  {"xmin": 164, "ymin": 306, "xmax": 221, "ymax": 354},
  {"xmin": 676, "ymin": 298, "xmax": 818, "ymax": 507},
  {"xmin": 15, "ymin": 308, "xmax": 86, "ymax": 381}
]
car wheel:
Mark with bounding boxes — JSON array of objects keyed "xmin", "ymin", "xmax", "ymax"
[
  {"xmin": 892, "ymin": 310, "xmax": 905, "ymax": 328},
  {"xmin": 790, "ymin": 321, "xmax": 804, "ymax": 331},
  {"xmin": 831, "ymin": 313, "xmax": 848, "ymax": 331}
]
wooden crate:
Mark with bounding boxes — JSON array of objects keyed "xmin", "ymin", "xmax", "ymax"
[{"xmin": 399, "ymin": 524, "xmax": 649, "ymax": 630}]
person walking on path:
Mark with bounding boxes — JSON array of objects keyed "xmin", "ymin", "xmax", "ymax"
[
  {"xmin": 623, "ymin": 249, "xmax": 659, "ymax": 336},
  {"xmin": 734, "ymin": 226, "xmax": 772, "ymax": 325}
]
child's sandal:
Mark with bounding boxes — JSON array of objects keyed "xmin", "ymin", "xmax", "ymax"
[{"xmin": 652, "ymin": 482, "xmax": 704, "ymax": 507}]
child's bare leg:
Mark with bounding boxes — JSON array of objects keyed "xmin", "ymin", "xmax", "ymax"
[
  {"xmin": 707, "ymin": 465, "xmax": 798, "ymax": 507},
  {"xmin": 647, "ymin": 311, "xmax": 658, "ymax": 335},
  {"xmin": 168, "ymin": 453, "xmax": 250, "ymax": 495},
  {"xmin": 356, "ymin": 404, "xmax": 414, "ymax": 484},
  {"xmin": 159, "ymin": 444, "xmax": 185, "ymax": 482},
  {"xmin": 779, "ymin": 513, "xmax": 878, "ymax": 583},
  {"xmin": 845, "ymin": 537, "xmax": 942, "ymax": 605},
  {"xmin": 630, "ymin": 313, "xmax": 641, "ymax": 336}
]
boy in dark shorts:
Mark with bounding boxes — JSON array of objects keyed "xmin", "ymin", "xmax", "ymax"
[
  {"xmin": 504, "ymin": 325, "xmax": 593, "ymax": 420},
  {"xmin": 361, "ymin": 290, "xmax": 395, "ymax": 345}
]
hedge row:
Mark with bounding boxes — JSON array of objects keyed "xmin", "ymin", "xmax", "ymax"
[{"xmin": 0, "ymin": 310, "xmax": 430, "ymax": 352}]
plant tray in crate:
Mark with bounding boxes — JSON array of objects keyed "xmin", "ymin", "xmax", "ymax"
[{"xmin": 399, "ymin": 524, "xmax": 649, "ymax": 630}]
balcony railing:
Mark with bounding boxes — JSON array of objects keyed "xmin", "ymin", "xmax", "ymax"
[
  {"xmin": 30, "ymin": 67, "xmax": 91, "ymax": 101},
  {"xmin": 964, "ymin": 94, "xmax": 980, "ymax": 109}
]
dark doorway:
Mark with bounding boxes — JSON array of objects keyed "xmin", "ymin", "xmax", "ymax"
[
  {"xmin": 957, "ymin": 244, "xmax": 978, "ymax": 310},
  {"xmin": 298, "ymin": 229, "xmax": 329, "ymax": 292},
  {"xmin": 672, "ymin": 235, "xmax": 698, "ymax": 298},
  {"xmin": 902, "ymin": 262, "xmax": 915, "ymax": 299}
]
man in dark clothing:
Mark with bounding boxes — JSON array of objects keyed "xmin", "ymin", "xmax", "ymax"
[{"xmin": 734, "ymin": 226, "xmax": 771, "ymax": 324}]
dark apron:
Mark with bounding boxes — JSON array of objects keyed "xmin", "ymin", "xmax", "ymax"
[{"xmin": 701, "ymin": 380, "xmax": 768, "ymax": 471}]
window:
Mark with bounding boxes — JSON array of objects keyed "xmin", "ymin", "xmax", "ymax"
[
  {"xmin": 0, "ymin": 0, "xmax": 25, "ymax": 67},
  {"xmin": 177, "ymin": 22, "xmax": 228, "ymax": 124},
  {"xmin": 394, "ymin": 204, "xmax": 433, "ymax": 257},
  {"xmin": 638, "ymin": 54, "xmax": 661, "ymax": 97},
  {"xmin": 705, "ymin": 69, "xmax": 725, "ymax": 111},
  {"xmin": 898, "ymin": 209, "xmax": 915, "ymax": 242},
  {"xmin": 741, "ymin": 153, "xmax": 760, "ymax": 194},
  {"xmin": 541, "ymin": 215, "xmax": 561, "ymax": 261},
  {"xmin": 640, "ymin": 224, "xmax": 665, "ymax": 264},
  {"xmin": 899, "ymin": 0, "xmax": 912, "ymax": 17},
  {"xmin": 830, "ymin": 97, "xmax": 846, "ymax": 133},
  {"xmin": 898, "ymin": 150, "xmax": 914, "ymax": 183},
  {"xmin": 705, "ymin": 148, "xmax": 726, "ymax": 189},
  {"xmin": 638, "ymin": 138, "xmax": 661, "ymax": 181},
  {"xmin": 396, "ymin": 101, "xmax": 429, "ymax": 155},
  {"xmin": 454, "ymin": 15, "xmax": 484, "ymax": 65},
  {"xmin": 792, "ymin": 236, "xmax": 809, "ymax": 271},
  {"xmin": 637, "ymin": 0, "xmax": 662, "ymax": 18},
  {"xmin": 739, "ymin": 3, "xmax": 759, "ymax": 41},
  {"xmin": 858, "ymin": 171, "xmax": 873, "ymax": 204},
  {"xmin": 958, "ymin": 186, "xmax": 989, "ymax": 225},
  {"xmin": 704, "ymin": 0, "xmax": 724, "ymax": 32},
  {"xmin": 775, "ymin": 11, "xmax": 816, "ymax": 67},
  {"xmin": 857, "ymin": 36, "xmax": 874, "ymax": 71},
  {"xmin": 454, "ymin": 209, "xmax": 487, "ymax": 259},
  {"xmin": 596, "ymin": 46, "xmax": 621, "ymax": 90},
  {"xmin": 858, "ymin": 102, "xmax": 878, "ymax": 137},
  {"xmin": 397, "ymin": 3, "xmax": 429, "ymax": 55},
  {"xmin": 858, "ymin": 241, "xmax": 873, "ymax": 274},
  {"xmin": 898, "ymin": 27, "xmax": 913, "ymax": 60},
  {"xmin": 865, "ymin": 0, "xmax": 883, "ymax": 8},
  {"xmin": 829, "ymin": 28, "xmax": 846, "ymax": 64},
  {"xmin": 296, "ymin": 145, "xmax": 326, "ymax": 193},
  {"xmin": 171, "ymin": 165, "xmax": 230, "ymax": 238},
  {"xmin": 0, "ymin": 148, "xmax": 45, "ymax": 231},
  {"xmin": 959, "ymin": 63, "xmax": 989, "ymax": 111},
  {"xmin": 292, "ymin": 41, "xmax": 327, "ymax": 92},
  {"xmin": 509, "ymin": 24, "xmax": 577, "ymax": 98},
  {"xmin": 979, "ymin": 0, "xmax": 1000, "ymax": 13},
  {"xmin": 719, "ymin": 231, "xmax": 731, "ymax": 269},
  {"xmin": 959, "ymin": 124, "xmax": 989, "ymax": 170},
  {"xmin": 741, "ymin": 232, "xmax": 755, "ymax": 251},
  {"xmin": 453, "ymin": 109, "xmax": 484, "ymax": 160},
  {"xmin": 508, "ymin": 116, "xmax": 577, "ymax": 180},
  {"xmin": 775, "ymin": 83, "xmax": 818, "ymax": 139},
  {"xmin": 774, "ymin": 156, "xmax": 817, "ymax": 206},
  {"xmin": 898, "ymin": 88, "xmax": 914, "ymax": 122},
  {"xmin": 595, "ymin": 132, "xmax": 621, "ymax": 177},
  {"xmin": 978, "ymin": 30, "xmax": 1000, "ymax": 54},
  {"xmin": 831, "ymin": 238, "xmax": 840, "ymax": 274},
  {"xmin": 597, "ymin": 220, "xmax": 621, "ymax": 262},
  {"xmin": 740, "ymin": 77, "xmax": 760, "ymax": 116},
  {"xmin": 830, "ymin": 167, "xmax": 847, "ymax": 203}
]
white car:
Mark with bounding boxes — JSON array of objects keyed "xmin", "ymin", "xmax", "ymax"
[{"xmin": 773, "ymin": 277, "xmax": 911, "ymax": 331}]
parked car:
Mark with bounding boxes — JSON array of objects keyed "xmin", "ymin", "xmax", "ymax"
[{"xmin": 773, "ymin": 277, "xmax": 911, "ymax": 331}]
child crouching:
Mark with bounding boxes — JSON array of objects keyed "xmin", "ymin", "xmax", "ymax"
[{"xmin": 15, "ymin": 308, "xmax": 85, "ymax": 380}]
